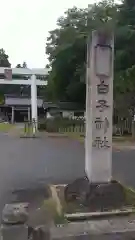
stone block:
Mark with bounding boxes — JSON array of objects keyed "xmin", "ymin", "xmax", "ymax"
[
  {"xmin": 29, "ymin": 226, "xmax": 50, "ymax": 240},
  {"xmin": 2, "ymin": 203, "xmax": 28, "ymax": 224},
  {"xmin": 1, "ymin": 224, "xmax": 28, "ymax": 240}
]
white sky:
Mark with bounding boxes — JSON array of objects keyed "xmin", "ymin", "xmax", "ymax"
[{"xmin": 0, "ymin": 0, "xmax": 98, "ymax": 68}]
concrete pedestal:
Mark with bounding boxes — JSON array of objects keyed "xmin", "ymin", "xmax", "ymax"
[{"xmin": 64, "ymin": 178, "xmax": 127, "ymax": 212}]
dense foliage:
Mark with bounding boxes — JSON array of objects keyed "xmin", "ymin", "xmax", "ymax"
[
  {"xmin": 46, "ymin": 0, "xmax": 135, "ymax": 116},
  {"xmin": 1, "ymin": 0, "xmax": 135, "ymax": 117}
]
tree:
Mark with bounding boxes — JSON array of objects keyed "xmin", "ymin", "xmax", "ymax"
[
  {"xmin": 46, "ymin": 1, "xmax": 117, "ymax": 103},
  {"xmin": 0, "ymin": 48, "xmax": 11, "ymax": 67},
  {"xmin": 114, "ymin": 0, "xmax": 135, "ymax": 115},
  {"xmin": 16, "ymin": 64, "xmax": 21, "ymax": 68},
  {"xmin": 22, "ymin": 61, "xmax": 27, "ymax": 68},
  {"xmin": 0, "ymin": 49, "xmax": 11, "ymax": 97},
  {"xmin": 46, "ymin": 0, "xmax": 135, "ymax": 119},
  {"xmin": 16, "ymin": 62, "xmax": 27, "ymax": 68}
]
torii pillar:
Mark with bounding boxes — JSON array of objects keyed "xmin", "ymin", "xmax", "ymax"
[{"xmin": 31, "ymin": 74, "xmax": 38, "ymax": 133}]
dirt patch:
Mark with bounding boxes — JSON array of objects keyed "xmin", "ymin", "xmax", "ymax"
[
  {"xmin": 10, "ymin": 185, "xmax": 51, "ymax": 210},
  {"xmin": 44, "ymin": 132, "xmax": 69, "ymax": 138},
  {"xmin": 20, "ymin": 135, "xmax": 40, "ymax": 138},
  {"xmin": 5, "ymin": 185, "xmax": 52, "ymax": 227}
]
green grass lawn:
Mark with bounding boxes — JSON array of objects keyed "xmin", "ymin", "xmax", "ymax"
[
  {"xmin": 112, "ymin": 136, "xmax": 134, "ymax": 142},
  {"xmin": 0, "ymin": 123, "xmax": 14, "ymax": 132},
  {"xmin": 60, "ymin": 131, "xmax": 134, "ymax": 143}
]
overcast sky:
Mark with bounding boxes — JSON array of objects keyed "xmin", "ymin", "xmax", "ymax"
[{"xmin": 0, "ymin": 0, "xmax": 98, "ymax": 69}]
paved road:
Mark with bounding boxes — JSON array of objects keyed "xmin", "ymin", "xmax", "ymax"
[{"xmin": 0, "ymin": 134, "xmax": 134, "ymax": 216}]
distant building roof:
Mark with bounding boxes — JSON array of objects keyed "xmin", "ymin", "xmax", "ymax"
[
  {"xmin": 0, "ymin": 67, "xmax": 48, "ymax": 76},
  {"xmin": 43, "ymin": 101, "xmax": 85, "ymax": 111},
  {"xmin": 4, "ymin": 94, "xmax": 43, "ymax": 99}
]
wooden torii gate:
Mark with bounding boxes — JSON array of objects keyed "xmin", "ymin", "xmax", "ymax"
[{"xmin": 0, "ymin": 67, "xmax": 47, "ymax": 133}]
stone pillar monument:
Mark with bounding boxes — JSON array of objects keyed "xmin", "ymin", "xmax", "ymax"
[
  {"xmin": 85, "ymin": 30, "xmax": 114, "ymax": 183},
  {"xmin": 64, "ymin": 30, "xmax": 126, "ymax": 211}
]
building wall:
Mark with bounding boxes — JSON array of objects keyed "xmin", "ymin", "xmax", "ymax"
[{"xmin": 5, "ymin": 97, "xmax": 43, "ymax": 107}]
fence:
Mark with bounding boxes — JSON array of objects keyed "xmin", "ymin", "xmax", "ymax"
[
  {"xmin": 59, "ymin": 124, "xmax": 85, "ymax": 136},
  {"xmin": 38, "ymin": 116, "xmax": 133, "ymax": 136},
  {"xmin": 113, "ymin": 117, "xmax": 132, "ymax": 136},
  {"xmin": 58, "ymin": 117, "xmax": 133, "ymax": 136}
]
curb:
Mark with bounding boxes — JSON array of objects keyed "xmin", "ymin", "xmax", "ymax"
[
  {"xmin": 65, "ymin": 208, "xmax": 134, "ymax": 221},
  {"xmin": 127, "ymin": 187, "xmax": 135, "ymax": 194},
  {"xmin": 50, "ymin": 185, "xmax": 63, "ymax": 216},
  {"xmin": 43, "ymin": 132, "xmax": 69, "ymax": 138},
  {"xmin": 124, "ymin": 184, "xmax": 135, "ymax": 195},
  {"xmin": 118, "ymin": 180, "xmax": 135, "ymax": 200}
]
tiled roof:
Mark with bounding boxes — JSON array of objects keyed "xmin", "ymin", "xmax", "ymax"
[{"xmin": 43, "ymin": 101, "xmax": 85, "ymax": 111}]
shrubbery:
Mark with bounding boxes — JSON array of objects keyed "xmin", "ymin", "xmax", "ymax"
[{"xmin": 38, "ymin": 117, "xmax": 84, "ymax": 133}]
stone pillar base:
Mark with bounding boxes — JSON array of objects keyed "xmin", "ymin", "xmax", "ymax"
[{"xmin": 64, "ymin": 177, "xmax": 128, "ymax": 212}]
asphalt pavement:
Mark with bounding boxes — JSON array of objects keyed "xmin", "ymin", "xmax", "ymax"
[{"xmin": 0, "ymin": 133, "xmax": 134, "ymax": 217}]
